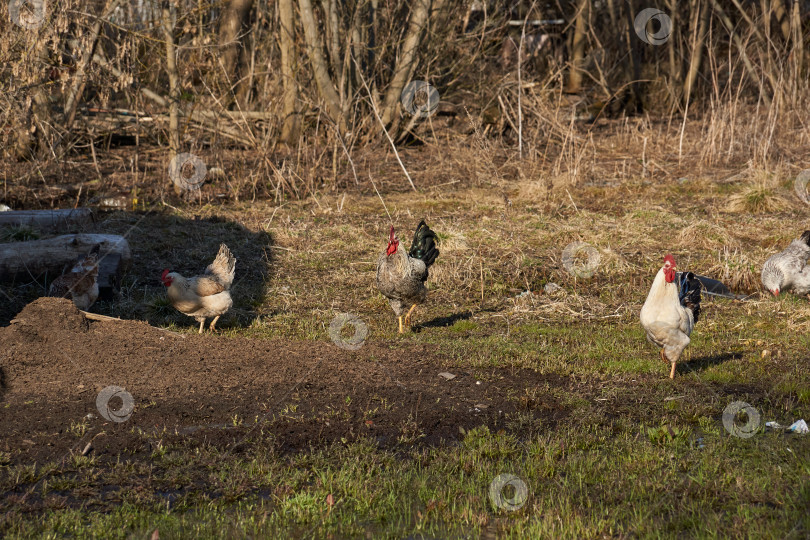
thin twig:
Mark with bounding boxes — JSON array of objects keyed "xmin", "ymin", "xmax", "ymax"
[
  {"xmin": 368, "ymin": 172, "xmax": 393, "ymax": 224},
  {"xmin": 80, "ymin": 310, "xmax": 187, "ymax": 338}
]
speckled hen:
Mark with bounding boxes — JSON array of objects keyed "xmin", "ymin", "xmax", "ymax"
[
  {"xmin": 376, "ymin": 220, "xmax": 439, "ymax": 333},
  {"xmin": 761, "ymin": 231, "xmax": 810, "ymax": 298},
  {"xmin": 49, "ymin": 244, "xmax": 101, "ymax": 311}
]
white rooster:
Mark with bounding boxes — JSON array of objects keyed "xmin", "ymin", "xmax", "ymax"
[
  {"xmin": 161, "ymin": 244, "xmax": 236, "ymax": 333},
  {"xmin": 640, "ymin": 254, "xmax": 702, "ymax": 379},
  {"xmin": 761, "ymin": 231, "xmax": 810, "ymax": 298}
]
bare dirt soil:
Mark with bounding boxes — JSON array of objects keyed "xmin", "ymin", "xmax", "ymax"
[{"xmin": 0, "ymin": 298, "xmax": 571, "ymax": 465}]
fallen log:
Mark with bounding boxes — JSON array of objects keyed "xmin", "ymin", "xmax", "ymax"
[
  {"xmin": 0, "ymin": 234, "xmax": 131, "ymax": 298},
  {"xmin": 0, "ymin": 208, "xmax": 94, "ymax": 232}
]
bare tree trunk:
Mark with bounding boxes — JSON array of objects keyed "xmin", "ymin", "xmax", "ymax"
[
  {"xmin": 379, "ymin": 0, "xmax": 432, "ymax": 127},
  {"xmin": 566, "ymin": 0, "xmax": 588, "ymax": 93},
  {"xmin": 606, "ymin": 0, "xmax": 617, "ymax": 29},
  {"xmin": 791, "ymin": 0, "xmax": 803, "ymax": 81},
  {"xmin": 368, "ymin": 0, "xmax": 378, "ymax": 71},
  {"xmin": 625, "ymin": 0, "xmax": 643, "ymax": 111},
  {"xmin": 322, "ymin": 0, "xmax": 341, "ymax": 78},
  {"xmin": 279, "ymin": 0, "xmax": 300, "ymax": 144},
  {"xmin": 298, "ymin": 0, "xmax": 345, "ymax": 130},
  {"xmin": 351, "ymin": 2, "xmax": 364, "ymax": 92},
  {"xmin": 772, "ymin": 0, "xmax": 791, "ymax": 41},
  {"xmin": 32, "ymin": 40, "xmax": 52, "ymax": 158},
  {"xmin": 683, "ymin": 0, "xmax": 709, "ymax": 105},
  {"xmin": 667, "ymin": 0, "xmax": 680, "ymax": 87},
  {"xmin": 162, "ymin": 1, "xmax": 181, "ymax": 192},
  {"xmin": 218, "ymin": 0, "xmax": 254, "ymax": 104}
]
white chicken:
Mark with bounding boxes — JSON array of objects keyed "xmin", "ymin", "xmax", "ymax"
[
  {"xmin": 161, "ymin": 244, "xmax": 236, "ymax": 333},
  {"xmin": 640, "ymin": 254, "xmax": 702, "ymax": 379},
  {"xmin": 761, "ymin": 231, "xmax": 810, "ymax": 298}
]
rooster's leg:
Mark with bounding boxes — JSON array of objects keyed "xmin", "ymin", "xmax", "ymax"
[
  {"xmin": 398, "ymin": 316, "xmax": 404, "ymax": 334},
  {"xmin": 659, "ymin": 349, "xmax": 668, "ymax": 364},
  {"xmin": 210, "ymin": 315, "xmax": 220, "ymax": 332},
  {"xmin": 669, "ymin": 362, "xmax": 677, "ymax": 379},
  {"xmin": 198, "ymin": 320, "xmax": 205, "ymax": 334},
  {"xmin": 404, "ymin": 305, "xmax": 417, "ymax": 327}
]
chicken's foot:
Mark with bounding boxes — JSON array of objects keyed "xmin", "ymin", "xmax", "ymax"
[
  {"xmin": 659, "ymin": 349, "xmax": 668, "ymax": 364},
  {"xmin": 398, "ymin": 316, "xmax": 404, "ymax": 334},
  {"xmin": 404, "ymin": 305, "xmax": 417, "ymax": 328},
  {"xmin": 210, "ymin": 315, "xmax": 220, "ymax": 332},
  {"xmin": 669, "ymin": 362, "xmax": 677, "ymax": 379},
  {"xmin": 198, "ymin": 320, "xmax": 205, "ymax": 333}
]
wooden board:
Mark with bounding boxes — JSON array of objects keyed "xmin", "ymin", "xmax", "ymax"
[
  {"xmin": 97, "ymin": 252, "xmax": 122, "ymax": 299},
  {"xmin": 0, "ymin": 234, "xmax": 131, "ymax": 296},
  {"xmin": 0, "ymin": 208, "xmax": 93, "ymax": 232}
]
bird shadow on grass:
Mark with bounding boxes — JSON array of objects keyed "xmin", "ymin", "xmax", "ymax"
[
  {"xmin": 0, "ymin": 211, "xmax": 274, "ymax": 331},
  {"xmin": 684, "ymin": 352, "xmax": 743, "ymax": 373},
  {"xmin": 416, "ymin": 311, "xmax": 473, "ymax": 330}
]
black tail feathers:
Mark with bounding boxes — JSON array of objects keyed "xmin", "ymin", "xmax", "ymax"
[
  {"xmin": 679, "ymin": 271, "xmax": 702, "ymax": 323},
  {"xmin": 800, "ymin": 230, "xmax": 810, "ymax": 247},
  {"xmin": 409, "ymin": 220, "xmax": 439, "ymax": 268}
]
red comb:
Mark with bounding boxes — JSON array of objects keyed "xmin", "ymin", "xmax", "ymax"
[
  {"xmin": 161, "ymin": 269, "xmax": 170, "ymax": 279},
  {"xmin": 664, "ymin": 254, "xmax": 676, "ymax": 266},
  {"xmin": 389, "ymin": 226, "xmax": 395, "ymax": 241}
]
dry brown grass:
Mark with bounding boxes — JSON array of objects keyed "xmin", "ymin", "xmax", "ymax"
[
  {"xmin": 727, "ymin": 186, "xmax": 787, "ymax": 214},
  {"xmin": 706, "ymin": 246, "xmax": 762, "ymax": 293},
  {"xmin": 677, "ymin": 220, "xmax": 738, "ymax": 251},
  {"xmin": 726, "ymin": 172, "xmax": 791, "ymax": 214}
]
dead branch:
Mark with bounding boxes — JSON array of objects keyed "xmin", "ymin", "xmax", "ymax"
[
  {"xmin": 63, "ymin": 0, "xmax": 126, "ymax": 131},
  {"xmin": 86, "ymin": 49, "xmax": 254, "ymax": 145},
  {"xmin": 709, "ymin": 0, "xmax": 772, "ymax": 106}
]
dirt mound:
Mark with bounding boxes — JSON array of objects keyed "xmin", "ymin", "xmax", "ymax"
[
  {"xmin": 0, "ymin": 298, "xmax": 569, "ymax": 465},
  {"xmin": 6, "ymin": 297, "xmax": 88, "ymax": 345}
]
